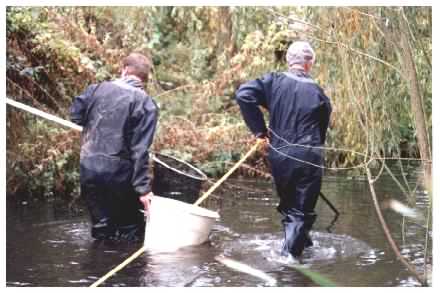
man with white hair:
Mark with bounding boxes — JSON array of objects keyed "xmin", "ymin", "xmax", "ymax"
[{"xmin": 235, "ymin": 41, "xmax": 332, "ymax": 259}]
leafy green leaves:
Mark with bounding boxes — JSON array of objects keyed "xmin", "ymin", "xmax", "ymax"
[{"xmin": 288, "ymin": 265, "xmax": 338, "ymax": 287}]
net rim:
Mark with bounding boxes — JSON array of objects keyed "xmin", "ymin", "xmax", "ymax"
[{"xmin": 152, "ymin": 152, "xmax": 208, "ymax": 181}]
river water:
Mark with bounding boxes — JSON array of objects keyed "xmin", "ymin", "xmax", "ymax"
[{"xmin": 6, "ymin": 167, "xmax": 431, "ymax": 287}]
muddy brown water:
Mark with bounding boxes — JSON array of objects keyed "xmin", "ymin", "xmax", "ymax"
[{"xmin": 6, "ymin": 166, "xmax": 431, "ymax": 287}]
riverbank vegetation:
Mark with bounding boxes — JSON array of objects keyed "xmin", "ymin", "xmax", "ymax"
[
  {"xmin": 6, "ymin": 6, "xmax": 431, "ymax": 199},
  {"xmin": 6, "ymin": 6, "xmax": 432, "ymax": 286}
]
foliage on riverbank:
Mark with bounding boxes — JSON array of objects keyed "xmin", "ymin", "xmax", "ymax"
[{"xmin": 6, "ymin": 7, "xmax": 431, "ymax": 199}]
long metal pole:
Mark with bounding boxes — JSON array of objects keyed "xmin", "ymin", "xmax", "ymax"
[{"xmin": 6, "ymin": 97, "xmax": 83, "ymax": 131}]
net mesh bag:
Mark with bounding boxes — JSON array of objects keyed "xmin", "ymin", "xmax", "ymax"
[{"xmin": 151, "ymin": 153, "xmax": 208, "ymax": 204}]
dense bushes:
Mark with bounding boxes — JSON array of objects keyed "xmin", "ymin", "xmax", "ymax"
[{"xmin": 6, "ymin": 7, "xmax": 431, "ymax": 199}]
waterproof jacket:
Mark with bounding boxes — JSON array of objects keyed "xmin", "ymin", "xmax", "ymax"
[
  {"xmin": 235, "ymin": 71, "xmax": 332, "ymax": 158},
  {"xmin": 236, "ymin": 70, "xmax": 332, "ymax": 258},
  {"xmin": 70, "ymin": 77, "xmax": 158, "ymax": 196}
]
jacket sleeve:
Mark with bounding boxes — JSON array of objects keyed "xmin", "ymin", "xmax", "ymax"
[
  {"xmin": 70, "ymin": 84, "xmax": 99, "ymax": 126},
  {"xmin": 319, "ymin": 94, "xmax": 332, "ymax": 144},
  {"xmin": 130, "ymin": 97, "xmax": 159, "ymax": 196},
  {"xmin": 234, "ymin": 73, "xmax": 273, "ymax": 137}
]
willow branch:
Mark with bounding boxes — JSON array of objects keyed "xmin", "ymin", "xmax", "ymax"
[{"xmin": 365, "ymin": 167, "xmax": 426, "ymax": 285}]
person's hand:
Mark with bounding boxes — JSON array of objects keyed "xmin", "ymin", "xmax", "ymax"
[
  {"xmin": 255, "ymin": 132, "xmax": 269, "ymax": 152},
  {"xmin": 139, "ymin": 192, "xmax": 153, "ymax": 213}
]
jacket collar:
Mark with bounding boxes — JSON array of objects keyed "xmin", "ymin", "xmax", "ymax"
[
  {"xmin": 283, "ymin": 71, "xmax": 316, "ymax": 84},
  {"xmin": 116, "ymin": 75, "xmax": 144, "ymax": 89},
  {"xmin": 288, "ymin": 68, "xmax": 311, "ymax": 79}
]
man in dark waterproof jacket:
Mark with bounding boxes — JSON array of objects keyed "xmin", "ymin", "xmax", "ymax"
[
  {"xmin": 70, "ymin": 53, "xmax": 158, "ymax": 241},
  {"xmin": 235, "ymin": 41, "xmax": 332, "ymax": 258}
]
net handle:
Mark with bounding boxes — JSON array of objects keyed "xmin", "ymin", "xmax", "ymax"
[{"xmin": 193, "ymin": 139, "xmax": 263, "ymax": 206}]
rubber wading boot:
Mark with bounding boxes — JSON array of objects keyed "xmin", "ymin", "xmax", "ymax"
[
  {"xmin": 91, "ymin": 218, "xmax": 115, "ymax": 240},
  {"xmin": 281, "ymin": 211, "xmax": 316, "ymax": 258},
  {"xmin": 116, "ymin": 223, "xmax": 145, "ymax": 242}
]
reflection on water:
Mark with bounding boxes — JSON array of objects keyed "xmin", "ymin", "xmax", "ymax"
[{"xmin": 6, "ymin": 169, "xmax": 432, "ymax": 287}]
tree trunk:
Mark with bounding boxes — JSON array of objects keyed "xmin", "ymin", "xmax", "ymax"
[
  {"xmin": 217, "ymin": 7, "xmax": 235, "ymax": 63},
  {"xmin": 398, "ymin": 10, "xmax": 432, "ymax": 185}
]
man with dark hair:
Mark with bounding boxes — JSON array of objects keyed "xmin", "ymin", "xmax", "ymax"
[
  {"xmin": 71, "ymin": 52, "xmax": 158, "ymax": 241},
  {"xmin": 235, "ymin": 41, "xmax": 332, "ymax": 259},
  {"xmin": 121, "ymin": 53, "xmax": 151, "ymax": 82}
]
